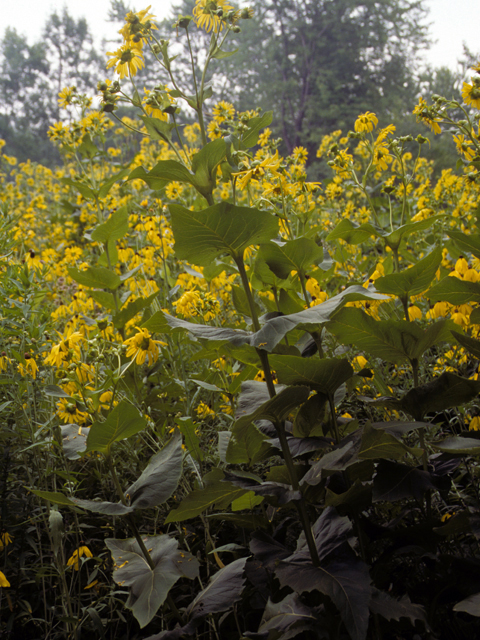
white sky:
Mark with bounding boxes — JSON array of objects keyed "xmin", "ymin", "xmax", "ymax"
[{"xmin": 1, "ymin": 0, "xmax": 479, "ymax": 70}]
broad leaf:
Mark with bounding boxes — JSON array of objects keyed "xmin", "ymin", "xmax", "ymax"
[
  {"xmin": 68, "ymin": 266, "xmax": 121, "ymax": 290},
  {"xmin": 276, "ymin": 549, "xmax": 371, "ymax": 640},
  {"xmin": 451, "ymin": 330, "xmax": 480, "ymax": 359},
  {"xmin": 252, "ymin": 593, "xmax": 320, "ymax": 639},
  {"xmin": 449, "ymin": 230, "xmax": 480, "ymax": 260},
  {"xmin": 251, "ymin": 285, "xmax": 388, "ymax": 351},
  {"xmin": 370, "ymin": 588, "xmax": 428, "ymax": 626},
  {"xmin": 106, "ymin": 535, "xmax": 199, "ymax": 628},
  {"xmin": 358, "ymin": 421, "xmax": 420, "ymax": 460},
  {"xmin": 223, "ymin": 472, "xmax": 301, "ymax": 505},
  {"xmin": 241, "ymin": 111, "xmax": 273, "ymax": 148},
  {"xmin": 375, "ymin": 246, "xmax": 442, "ymax": 299},
  {"xmin": 373, "ymin": 460, "xmax": 435, "ymax": 502},
  {"xmin": 61, "ymin": 424, "xmax": 89, "ymax": 460},
  {"xmin": 125, "ymin": 431, "xmax": 183, "ymax": 508},
  {"xmin": 187, "ymin": 557, "xmax": 247, "ymax": 619},
  {"xmin": 400, "ymin": 372, "xmax": 480, "ymax": 420},
  {"xmin": 70, "ymin": 498, "xmax": 134, "ymax": 515},
  {"xmin": 427, "ymin": 276, "xmax": 480, "ymax": 305},
  {"xmin": 170, "ymin": 202, "xmax": 278, "ymax": 265},
  {"xmin": 91, "ymin": 206, "xmax": 129, "ymax": 244},
  {"xmin": 86, "ymin": 400, "xmax": 147, "ymax": 455},
  {"xmin": 268, "ymin": 355, "xmax": 353, "ymax": 394},
  {"xmin": 165, "ymin": 469, "xmax": 247, "ymax": 523},
  {"xmin": 113, "ymin": 292, "xmax": 158, "ymax": 329},
  {"xmin": 432, "ymin": 436, "xmax": 480, "ymax": 456},
  {"xmin": 327, "ymin": 219, "xmax": 379, "ymax": 245},
  {"xmin": 259, "ymin": 238, "xmax": 324, "ymax": 279}
]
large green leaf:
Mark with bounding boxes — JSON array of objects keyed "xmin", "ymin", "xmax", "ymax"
[
  {"xmin": 140, "ymin": 116, "xmax": 175, "ymax": 143},
  {"xmin": 400, "ymin": 372, "xmax": 480, "ymax": 420},
  {"xmin": 170, "ymin": 202, "xmax": 278, "ymax": 265},
  {"xmin": 106, "ymin": 535, "xmax": 199, "ymax": 628},
  {"xmin": 451, "ymin": 330, "xmax": 480, "ymax": 359},
  {"xmin": 327, "ymin": 308, "xmax": 414, "ymax": 364},
  {"xmin": 86, "ymin": 400, "xmax": 147, "ymax": 455},
  {"xmin": 268, "ymin": 355, "xmax": 353, "ymax": 394},
  {"xmin": 165, "ymin": 469, "xmax": 247, "ymax": 523},
  {"xmin": 327, "ymin": 219, "xmax": 379, "ymax": 245},
  {"xmin": 67, "ymin": 266, "xmax": 121, "ymax": 290},
  {"xmin": 251, "ymin": 285, "xmax": 388, "ymax": 351},
  {"xmin": 241, "ymin": 111, "xmax": 273, "ymax": 148},
  {"xmin": 453, "ymin": 593, "xmax": 480, "ymax": 616},
  {"xmin": 91, "ymin": 206, "xmax": 129, "ymax": 244},
  {"xmin": 375, "ymin": 246, "xmax": 442, "ymax": 299},
  {"xmin": 432, "ymin": 436, "xmax": 480, "ymax": 456},
  {"xmin": 259, "ymin": 238, "xmax": 324, "ymax": 279},
  {"xmin": 427, "ymin": 276, "xmax": 480, "ymax": 305},
  {"xmin": 449, "ymin": 230, "xmax": 480, "ymax": 260},
  {"xmin": 253, "ymin": 593, "xmax": 319, "ymax": 639},
  {"xmin": 358, "ymin": 421, "xmax": 421, "ymax": 460},
  {"xmin": 113, "ymin": 292, "xmax": 158, "ymax": 330},
  {"xmin": 125, "ymin": 431, "xmax": 183, "ymax": 509}
]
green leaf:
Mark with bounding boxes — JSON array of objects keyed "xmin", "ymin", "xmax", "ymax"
[
  {"xmin": 254, "ymin": 593, "xmax": 319, "ymax": 639},
  {"xmin": 44, "ymin": 385, "xmax": 72, "ymax": 398},
  {"xmin": 106, "ymin": 534, "xmax": 199, "ymax": 628},
  {"xmin": 269, "ymin": 355, "xmax": 353, "ymax": 394},
  {"xmin": 140, "ymin": 116, "xmax": 175, "ymax": 143},
  {"xmin": 241, "ymin": 111, "xmax": 273, "ymax": 148},
  {"xmin": 186, "ymin": 557, "xmax": 247, "ymax": 618},
  {"xmin": 61, "ymin": 424, "xmax": 89, "ymax": 460},
  {"xmin": 89, "ymin": 290, "xmax": 117, "ymax": 310},
  {"xmin": 177, "ymin": 417, "xmax": 204, "ymax": 462},
  {"xmin": 165, "ymin": 469, "xmax": 247, "ymax": 523},
  {"xmin": 259, "ymin": 237, "xmax": 324, "ymax": 279},
  {"xmin": 451, "ymin": 330, "xmax": 480, "ymax": 359},
  {"xmin": 86, "ymin": 401, "xmax": 147, "ymax": 455},
  {"xmin": 61, "ymin": 178, "xmax": 95, "ymax": 200},
  {"xmin": 69, "ymin": 498, "xmax": 133, "ymax": 515},
  {"xmin": 326, "ymin": 219, "xmax": 379, "ymax": 245},
  {"xmin": 170, "ymin": 202, "xmax": 278, "ymax": 265},
  {"xmin": 125, "ymin": 431, "xmax": 183, "ymax": 509},
  {"xmin": 375, "ymin": 246, "xmax": 442, "ymax": 299},
  {"xmin": 67, "ymin": 266, "xmax": 121, "ymax": 290},
  {"xmin": 189, "ymin": 138, "xmax": 227, "ymax": 197},
  {"xmin": 432, "ymin": 436, "xmax": 480, "ymax": 456},
  {"xmin": 97, "ymin": 168, "xmax": 130, "ymax": 200},
  {"xmin": 383, "ymin": 217, "xmax": 445, "ymax": 251},
  {"xmin": 358, "ymin": 421, "xmax": 420, "ymax": 460},
  {"xmin": 129, "ymin": 160, "xmax": 193, "ymax": 191},
  {"xmin": 427, "ymin": 276, "xmax": 480, "ymax": 305},
  {"xmin": 30, "ymin": 490, "xmax": 76, "ymax": 507},
  {"xmin": 400, "ymin": 372, "xmax": 480, "ymax": 420},
  {"xmin": 113, "ymin": 292, "xmax": 158, "ymax": 329},
  {"xmin": 449, "ymin": 230, "xmax": 480, "ymax": 260},
  {"xmin": 251, "ymin": 285, "xmax": 388, "ymax": 351},
  {"xmin": 327, "ymin": 307, "xmax": 413, "ymax": 364},
  {"xmin": 91, "ymin": 206, "xmax": 129, "ymax": 244}
]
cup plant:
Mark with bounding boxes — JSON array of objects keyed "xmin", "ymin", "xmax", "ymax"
[{"xmin": 2, "ymin": 2, "xmax": 480, "ymax": 639}]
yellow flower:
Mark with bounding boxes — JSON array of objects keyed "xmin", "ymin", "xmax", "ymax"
[
  {"xmin": 193, "ymin": 0, "xmax": 234, "ymax": 33},
  {"xmin": 469, "ymin": 416, "xmax": 480, "ymax": 431},
  {"xmin": 118, "ymin": 5, "xmax": 157, "ymax": 46},
  {"xmin": 233, "ymin": 150, "xmax": 281, "ymax": 190},
  {"xmin": 67, "ymin": 545, "xmax": 93, "ymax": 571},
  {"xmin": 196, "ymin": 401, "xmax": 216, "ymax": 418},
  {"xmin": 408, "ymin": 305, "xmax": 422, "ymax": 321},
  {"xmin": 0, "ymin": 571, "xmax": 10, "ymax": 587},
  {"xmin": 58, "ymin": 86, "xmax": 76, "ymax": 109},
  {"xmin": 56, "ymin": 399, "xmax": 90, "ymax": 425},
  {"xmin": 106, "ymin": 43, "xmax": 144, "ymax": 79},
  {"xmin": 123, "ymin": 327, "xmax": 163, "ymax": 365},
  {"xmin": 0, "ymin": 532, "xmax": 13, "ymax": 551},
  {"xmin": 173, "ymin": 290, "xmax": 203, "ymax": 317},
  {"xmin": 165, "ymin": 181, "xmax": 184, "ymax": 200},
  {"xmin": 354, "ymin": 111, "xmax": 378, "ymax": 133},
  {"xmin": 462, "ymin": 82, "xmax": 480, "ymax": 110},
  {"xmin": 17, "ymin": 355, "xmax": 38, "ymax": 379},
  {"xmin": 413, "ymin": 97, "xmax": 441, "ymax": 135},
  {"xmin": 212, "ymin": 100, "xmax": 235, "ymax": 123},
  {"xmin": 292, "ymin": 146, "xmax": 308, "ymax": 164}
]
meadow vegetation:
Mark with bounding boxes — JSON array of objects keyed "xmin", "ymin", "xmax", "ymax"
[{"xmin": 1, "ymin": 2, "xmax": 480, "ymax": 639}]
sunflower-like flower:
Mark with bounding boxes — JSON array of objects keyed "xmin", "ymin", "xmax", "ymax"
[
  {"xmin": 413, "ymin": 97, "xmax": 441, "ymax": 135},
  {"xmin": 67, "ymin": 545, "xmax": 93, "ymax": 571},
  {"xmin": 193, "ymin": 0, "xmax": 234, "ymax": 33},
  {"xmin": 106, "ymin": 43, "xmax": 144, "ymax": 79},
  {"xmin": 123, "ymin": 327, "xmax": 163, "ymax": 365},
  {"xmin": 0, "ymin": 571, "xmax": 10, "ymax": 587},
  {"xmin": 118, "ymin": 5, "xmax": 157, "ymax": 46},
  {"xmin": 354, "ymin": 111, "xmax": 378, "ymax": 133},
  {"xmin": 462, "ymin": 81, "xmax": 480, "ymax": 110},
  {"xmin": 233, "ymin": 150, "xmax": 281, "ymax": 190}
]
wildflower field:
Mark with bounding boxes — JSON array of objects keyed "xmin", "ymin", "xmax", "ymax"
[{"xmin": 2, "ymin": 3, "xmax": 480, "ymax": 639}]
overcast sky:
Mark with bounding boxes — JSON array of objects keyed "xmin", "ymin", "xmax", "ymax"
[{"xmin": 2, "ymin": 0, "xmax": 480, "ymax": 71}]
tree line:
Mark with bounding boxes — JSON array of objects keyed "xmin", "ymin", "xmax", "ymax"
[{"xmin": 0, "ymin": 0, "xmax": 473, "ymax": 168}]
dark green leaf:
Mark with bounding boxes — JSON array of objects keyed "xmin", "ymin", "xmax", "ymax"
[
  {"xmin": 70, "ymin": 498, "xmax": 133, "ymax": 515},
  {"xmin": 373, "ymin": 460, "xmax": 435, "ymax": 502},
  {"xmin": 358, "ymin": 421, "xmax": 421, "ymax": 460},
  {"xmin": 432, "ymin": 436, "xmax": 480, "ymax": 456},
  {"xmin": 375, "ymin": 246, "xmax": 442, "ymax": 298},
  {"xmin": 259, "ymin": 237, "xmax": 324, "ymax": 279},
  {"xmin": 448, "ymin": 230, "xmax": 480, "ymax": 260},
  {"xmin": 106, "ymin": 535, "xmax": 199, "ymax": 628},
  {"xmin": 370, "ymin": 588, "xmax": 428, "ymax": 626},
  {"xmin": 126, "ymin": 431, "xmax": 183, "ymax": 509},
  {"xmin": 453, "ymin": 593, "xmax": 480, "ymax": 616},
  {"xmin": 451, "ymin": 330, "xmax": 480, "ymax": 359},
  {"xmin": 241, "ymin": 111, "xmax": 273, "ymax": 148},
  {"xmin": 187, "ymin": 558, "xmax": 247, "ymax": 618},
  {"xmin": 269, "ymin": 355, "xmax": 353, "ymax": 394},
  {"xmin": 61, "ymin": 424, "xmax": 89, "ymax": 460},
  {"xmin": 86, "ymin": 401, "xmax": 147, "ymax": 455},
  {"xmin": 427, "ymin": 276, "xmax": 480, "ymax": 305},
  {"xmin": 254, "ymin": 593, "xmax": 319, "ymax": 639},
  {"xmin": 170, "ymin": 202, "xmax": 278, "ymax": 264}
]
